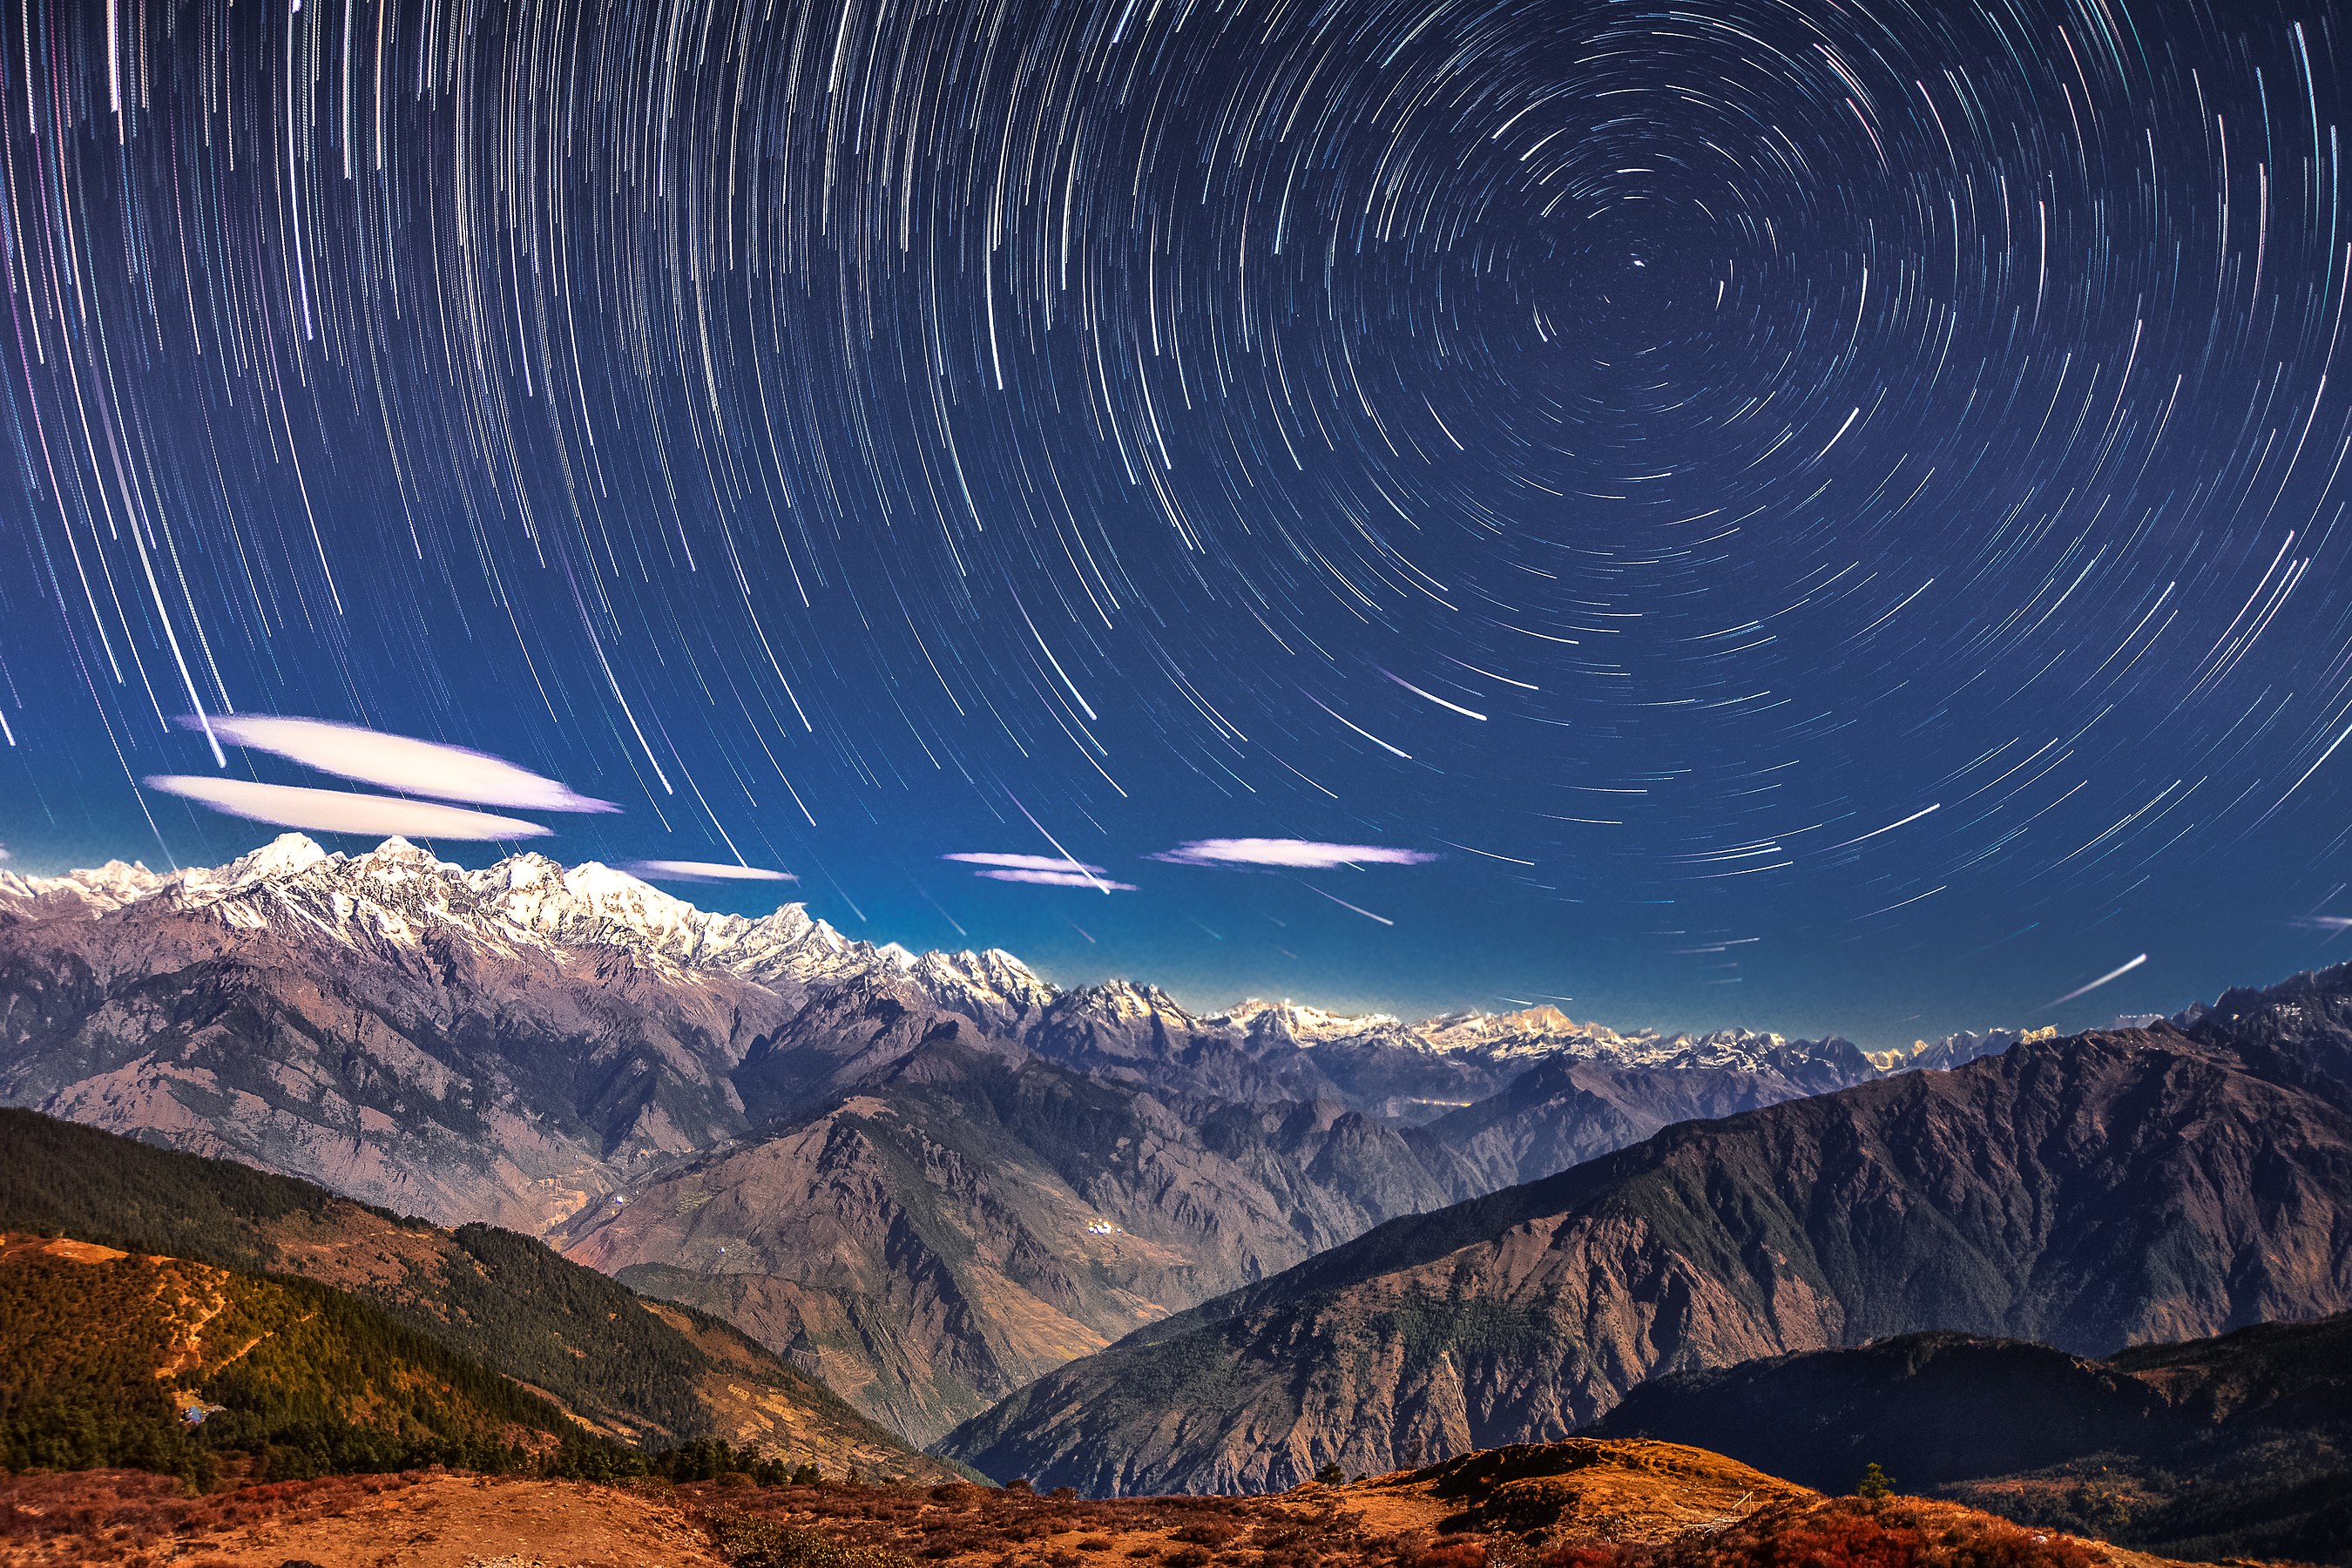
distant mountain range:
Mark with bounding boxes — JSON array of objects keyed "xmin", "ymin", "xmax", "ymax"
[
  {"xmin": 938, "ymin": 993, "xmax": 2352, "ymax": 1494},
  {"xmin": 0, "ymin": 838, "xmax": 1926, "ymax": 1177},
  {"xmin": 0, "ymin": 834, "xmax": 1989, "ymax": 1437},
  {"xmin": 3, "ymin": 832, "xmax": 2317, "ymax": 1477}
]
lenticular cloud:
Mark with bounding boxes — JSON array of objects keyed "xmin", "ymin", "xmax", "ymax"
[
  {"xmin": 943, "ymin": 852, "xmax": 1112, "ymax": 874},
  {"xmin": 977, "ymin": 868, "xmax": 1138, "ymax": 890},
  {"xmin": 146, "ymin": 777, "xmax": 550, "ymax": 841},
  {"xmin": 625, "ymin": 859, "xmax": 798, "ymax": 882},
  {"xmin": 187, "ymin": 715, "xmax": 615, "ymax": 813},
  {"xmin": 1152, "ymin": 838, "xmax": 1438, "ymax": 869},
  {"xmin": 943, "ymin": 852, "xmax": 1132, "ymax": 890}
]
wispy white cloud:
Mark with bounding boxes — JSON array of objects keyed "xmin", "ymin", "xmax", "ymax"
[
  {"xmin": 1151, "ymin": 838, "xmax": 1438, "ymax": 869},
  {"xmin": 976, "ymin": 868, "xmax": 1137, "ymax": 890},
  {"xmin": 146, "ymin": 776, "xmax": 549, "ymax": 841},
  {"xmin": 624, "ymin": 859, "xmax": 797, "ymax": 882},
  {"xmin": 943, "ymin": 851, "xmax": 1110, "ymax": 874},
  {"xmin": 186, "ymin": 715, "xmax": 615, "ymax": 813}
]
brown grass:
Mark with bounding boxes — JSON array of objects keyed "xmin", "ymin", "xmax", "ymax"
[
  {"xmin": 0, "ymin": 1465, "xmax": 426, "ymax": 1565},
  {"xmin": 0, "ymin": 1440, "xmax": 2286, "ymax": 1568}
]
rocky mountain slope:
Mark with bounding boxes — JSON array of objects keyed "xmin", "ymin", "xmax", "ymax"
[
  {"xmin": 555, "ymin": 1014, "xmax": 1886, "ymax": 1443},
  {"xmin": 0, "ymin": 841, "xmax": 1890, "ymax": 1220},
  {"xmin": 1590, "ymin": 1313, "xmax": 2352, "ymax": 1564},
  {"xmin": 559, "ymin": 1031, "xmax": 1900, "ymax": 1443},
  {"xmin": 0, "ymin": 1109, "xmax": 951, "ymax": 1478},
  {"xmin": 560, "ymin": 1035, "xmax": 1457, "ymax": 1443},
  {"xmin": 938, "ymin": 1014, "xmax": 2352, "ymax": 1495}
]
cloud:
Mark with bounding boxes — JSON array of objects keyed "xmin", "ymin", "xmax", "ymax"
[
  {"xmin": 943, "ymin": 852, "xmax": 1110, "ymax": 875},
  {"xmin": 146, "ymin": 776, "xmax": 550, "ymax": 841},
  {"xmin": 1150, "ymin": 838, "xmax": 1439, "ymax": 869},
  {"xmin": 975, "ymin": 868, "xmax": 1137, "ymax": 890},
  {"xmin": 623, "ymin": 859, "xmax": 797, "ymax": 883},
  {"xmin": 186, "ymin": 715, "xmax": 615, "ymax": 813},
  {"xmin": 945, "ymin": 850, "xmax": 1132, "ymax": 891}
]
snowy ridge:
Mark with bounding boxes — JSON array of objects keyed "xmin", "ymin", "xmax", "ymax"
[
  {"xmin": 0, "ymin": 834, "xmax": 1043, "ymax": 1019},
  {"xmin": 4, "ymin": 834, "xmax": 2020, "ymax": 1080}
]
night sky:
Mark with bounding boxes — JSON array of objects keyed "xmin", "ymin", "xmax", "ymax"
[{"xmin": 1, "ymin": 0, "xmax": 2348, "ymax": 1044}]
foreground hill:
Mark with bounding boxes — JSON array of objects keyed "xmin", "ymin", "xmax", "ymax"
[
  {"xmin": 1593, "ymin": 1313, "xmax": 2352, "ymax": 1563},
  {"xmin": 0, "ymin": 1110, "xmax": 950, "ymax": 1479},
  {"xmin": 0, "ymin": 1229, "xmax": 582, "ymax": 1488},
  {"xmin": 0, "ymin": 1438, "xmax": 2177, "ymax": 1568},
  {"xmin": 940, "ymin": 1019, "xmax": 2352, "ymax": 1494}
]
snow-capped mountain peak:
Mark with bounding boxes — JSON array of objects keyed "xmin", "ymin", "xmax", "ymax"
[
  {"xmin": 0, "ymin": 856, "xmax": 166, "ymax": 913},
  {"xmin": 1214, "ymin": 998, "xmax": 1400, "ymax": 1043},
  {"xmin": 2, "ymin": 835, "xmax": 2029, "ymax": 1089}
]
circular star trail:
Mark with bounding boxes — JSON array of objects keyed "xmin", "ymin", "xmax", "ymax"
[{"xmin": 0, "ymin": 0, "xmax": 2347, "ymax": 1036}]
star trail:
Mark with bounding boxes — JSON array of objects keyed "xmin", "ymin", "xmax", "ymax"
[{"xmin": 1, "ymin": 0, "xmax": 2349, "ymax": 1041}]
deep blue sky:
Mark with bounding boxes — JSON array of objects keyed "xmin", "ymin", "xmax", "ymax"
[{"xmin": 3, "ymin": 0, "xmax": 2351, "ymax": 1045}]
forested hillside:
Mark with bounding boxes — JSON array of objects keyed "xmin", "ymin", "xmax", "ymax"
[{"xmin": 0, "ymin": 1110, "xmax": 955, "ymax": 1479}]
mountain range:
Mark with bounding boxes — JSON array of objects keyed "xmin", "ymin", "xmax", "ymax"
[
  {"xmin": 9, "ymin": 830, "xmax": 2339, "ymax": 1518},
  {"xmin": 0, "ymin": 834, "xmax": 1955, "ymax": 1438},
  {"xmin": 938, "ymin": 1007, "xmax": 2352, "ymax": 1493}
]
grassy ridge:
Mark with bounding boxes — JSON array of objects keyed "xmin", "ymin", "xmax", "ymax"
[
  {"xmin": 0, "ymin": 1237, "xmax": 578, "ymax": 1486},
  {"xmin": 0, "ymin": 1110, "xmax": 945, "ymax": 1477}
]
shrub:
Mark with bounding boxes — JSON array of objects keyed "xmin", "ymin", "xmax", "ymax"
[
  {"xmin": 1660, "ymin": 1500, "xmax": 2102, "ymax": 1568},
  {"xmin": 1175, "ymin": 1524, "xmax": 1239, "ymax": 1548},
  {"xmin": 708, "ymin": 1511, "xmax": 923, "ymax": 1568},
  {"xmin": 1415, "ymin": 1543, "xmax": 1488, "ymax": 1568}
]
